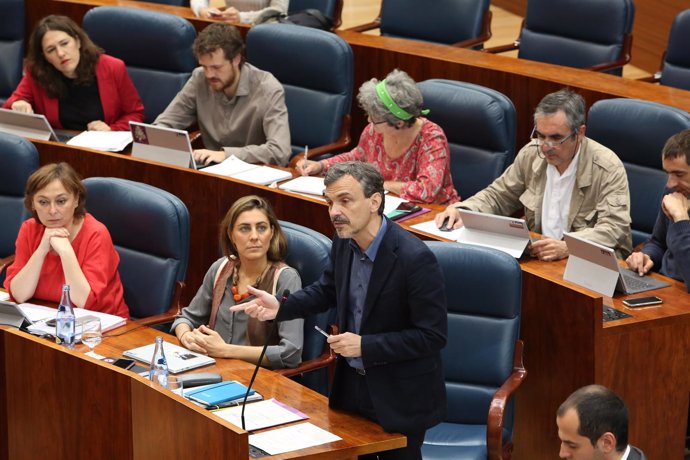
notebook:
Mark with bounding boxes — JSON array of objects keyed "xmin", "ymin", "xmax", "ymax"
[
  {"xmin": 563, "ymin": 232, "xmax": 671, "ymax": 297},
  {"xmin": 454, "ymin": 210, "xmax": 533, "ymax": 258},
  {"xmin": 201, "ymin": 155, "xmax": 293, "ymax": 186},
  {"xmin": 0, "ymin": 107, "xmax": 62, "ymax": 142},
  {"xmin": 278, "ymin": 176, "xmax": 325, "ymax": 196},
  {"xmin": 123, "ymin": 340, "xmax": 215, "ymax": 374},
  {"xmin": 130, "ymin": 121, "xmax": 198, "ymax": 169},
  {"xmin": 185, "ymin": 380, "xmax": 255, "ymax": 406}
]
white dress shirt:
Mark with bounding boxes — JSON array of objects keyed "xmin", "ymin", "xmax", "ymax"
[{"xmin": 541, "ymin": 148, "xmax": 581, "ymax": 239}]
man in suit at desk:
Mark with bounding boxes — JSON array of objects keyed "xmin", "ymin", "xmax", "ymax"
[
  {"xmin": 626, "ymin": 128, "xmax": 690, "ymax": 291},
  {"xmin": 234, "ymin": 161, "xmax": 448, "ymax": 459},
  {"xmin": 154, "ymin": 23, "xmax": 291, "ymax": 166},
  {"xmin": 435, "ymin": 88, "xmax": 632, "ymax": 261},
  {"xmin": 557, "ymin": 385, "xmax": 647, "ymax": 460}
]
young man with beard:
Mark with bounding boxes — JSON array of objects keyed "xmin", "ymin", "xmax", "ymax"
[{"xmin": 154, "ymin": 23, "xmax": 290, "ymax": 166}]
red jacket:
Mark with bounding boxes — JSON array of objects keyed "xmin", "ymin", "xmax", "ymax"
[{"xmin": 3, "ymin": 54, "xmax": 144, "ymax": 131}]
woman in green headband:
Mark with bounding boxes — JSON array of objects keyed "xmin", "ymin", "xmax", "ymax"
[{"xmin": 298, "ymin": 69, "xmax": 459, "ymax": 205}]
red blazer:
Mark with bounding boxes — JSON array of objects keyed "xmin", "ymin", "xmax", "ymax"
[{"xmin": 3, "ymin": 54, "xmax": 144, "ymax": 131}]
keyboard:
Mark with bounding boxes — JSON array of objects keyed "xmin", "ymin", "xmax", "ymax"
[
  {"xmin": 602, "ymin": 306, "xmax": 631, "ymax": 322},
  {"xmin": 621, "ymin": 273, "xmax": 655, "ymax": 291}
]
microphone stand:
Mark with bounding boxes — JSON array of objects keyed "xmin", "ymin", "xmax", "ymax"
[{"xmin": 240, "ymin": 289, "xmax": 290, "ymax": 431}]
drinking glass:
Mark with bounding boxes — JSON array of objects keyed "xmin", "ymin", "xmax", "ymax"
[
  {"xmin": 81, "ymin": 318, "xmax": 102, "ymax": 358},
  {"xmin": 166, "ymin": 376, "xmax": 185, "ymax": 396}
]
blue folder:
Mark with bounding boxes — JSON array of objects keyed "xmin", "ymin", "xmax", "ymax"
[{"xmin": 185, "ymin": 380, "xmax": 254, "ymax": 406}]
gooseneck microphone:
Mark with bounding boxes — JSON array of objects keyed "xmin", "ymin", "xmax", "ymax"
[{"xmin": 240, "ymin": 289, "xmax": 290, "ymax": 430}]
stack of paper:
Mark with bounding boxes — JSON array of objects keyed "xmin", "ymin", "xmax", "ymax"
[
  {"xmin": 278, "ymin": 176, "xmax": 326, "ymax": 196},
  {"xmin": 212, "ymin": 398, "xmax": 308, "ymax": 431},
  {"xmin": 20, "ymin": 303, "xmax": 127, "ymax": 337},
  {"xmin": 202, "ymin": 155, "xmax": 293, "ymax": 186},
  {"xmin": 67, "ymin": 131, "xmax": 133, "ymax": 152}
]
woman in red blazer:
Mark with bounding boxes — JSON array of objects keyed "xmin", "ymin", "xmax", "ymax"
[{"xmin": 3, "ymin": 15, "xmax": 144, "ymax": 132}]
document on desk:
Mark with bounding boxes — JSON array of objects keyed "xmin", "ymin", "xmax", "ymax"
[
  {"xmin": 66, "ymin": 131, "xmax": 133, "ymax": 152},
  {"xmin": 212, "ymin": 398, "xmax": 308, "ymax": 431},
  {"xmin": 248, "ymin": 422, "xmax": 342, "ymax": 455},
  {"xmin": 278, "ymin": 176, "xmax": 325, "ymax": 196},
  {"xmin": 0, "ymin": 291, "xmax": 9, "ymax": 301},
  {"xmin": 21, "ymin": 303, "xmax": 127, "ymax": 337},
  {"xmin": 201, "ymin": 155, "xmax": 292, "ymax": 186}
]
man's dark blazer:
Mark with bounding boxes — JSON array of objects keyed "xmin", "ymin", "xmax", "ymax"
[
  {"xmin": 629, "ymin": 445, "xmax": 647, "ymax": 460},
  {"xmin": 279, "ymin": 218, "xmax": 448, "ymax": 434}
]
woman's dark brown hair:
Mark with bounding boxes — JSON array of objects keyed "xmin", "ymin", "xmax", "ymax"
[
  {"xmin": 26, "ymin": 15, "xmax": 103, "ymax": 99},
  {"xmin": 24, "ymin": 162, "xmax": 87, "ymax": 222}
]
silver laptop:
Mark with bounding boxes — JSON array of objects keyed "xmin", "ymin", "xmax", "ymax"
[
  {"xmin": 563, "ymin": 232, "xmax": 671, "ymax": 297},
  {"xmin": 0, "ymin": 107, "xmax": 60, "ymax": 141},
  {"xmin": 0, "ymin": 300, "xmax": 33, "ymax": 328},
  {"xmin": 123, "ymin": 340, "xmax": 215, "ymax": 374},
  {"xmin": 130, "ymin": 121, "xmax": 198, "ymax": 169},
  {"xmin": 455, "ymin": 209, "xmax": 533, "ymax": 258}
]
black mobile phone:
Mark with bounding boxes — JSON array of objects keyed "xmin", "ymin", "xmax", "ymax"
[
  {"xmin": 112, "ymin": 358, "xmax": 136, "ymax": 370},
  {"xmin": 622, "ymin": 296, "xmax": 663, "ymax": 308}
]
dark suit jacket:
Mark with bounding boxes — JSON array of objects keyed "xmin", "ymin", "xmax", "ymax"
[
  {"xmin": 629, "ymin": 445, "xmax": 647, "ymax": 460},
  {"xmin": 279, "ymin": 219, "xmax": 448, "ymax": 433}
]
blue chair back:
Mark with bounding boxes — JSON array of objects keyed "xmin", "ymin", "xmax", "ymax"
[
  {"xmin": 0, "ymin": 0, "xmax": 24, "ymax": 105},
  {"xmin": 83, "ymin": 178, "xmax": 190, "ymax": 319},
  {"xmin": 247, "ymin": 23, "xmax": 353, "ymax": 159},
  {"xmin": 423, "ymin": 242, "xmax": 522, "ymax": 459},
  {"xmin": 288, "ymin": 0, "xmax": 343, "ymax": 29},
  {"xmin": 660, "ymin": 9, "xmax": 690, "ymax": 91},
  {"xmin": 0, "ymin": 133, "xmax": 39, "ymax": 283},
  {"xmin": 519, "ymin": 0, "xmax": 634, "ymax": 75},
  {"xmin": 587, "ymin": 98, "xmax": 690, "ymax": 247},
  {"xmin": 379, "ymin": 0, "xmax": 490, "ymax": 47},
  {"xmin": 418, "ymin": 79, "xmax": 516, "ymax": 200},
  {"xmin": 83, "ymin": 7, "xmax": 197, "ymax": 123},
  {"xmin": 280, "ymin": 220, "xmax": 334, "ymax": 395}
]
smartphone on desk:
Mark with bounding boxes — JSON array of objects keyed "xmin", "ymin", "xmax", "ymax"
[{"xmin": 622, "ymin": 296, "xmax": 663, "ymax": 308}]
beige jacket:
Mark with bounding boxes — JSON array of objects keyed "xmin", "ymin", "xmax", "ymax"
[{"xmin": 455, "ymin": 137, "xmax": 632, "ymax": 258}]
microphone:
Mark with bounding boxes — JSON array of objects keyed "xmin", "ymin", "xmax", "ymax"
[{"xmin": 240, "ymin": 289, "xmax": 290, "ymax": 430}]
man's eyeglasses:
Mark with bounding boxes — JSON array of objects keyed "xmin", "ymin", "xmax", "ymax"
[{"xmin": 531, "ymin": 127, "xmax": 577, "ymax": 148}]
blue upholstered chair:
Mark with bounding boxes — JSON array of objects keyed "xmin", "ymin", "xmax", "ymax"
[
  {"xmin": 275, "ymin": 221, "xmax": 336, "ymax": 395},
  {"xmin": 641, "ymin": 9, "xmax": 690, "ymax": 91},
  {"xmin": 486, "ymin": 0, "xmax": 634, "ymax": 75},
  {"xmin": 83, "ymin": 178, "xmax": 190, "ymax": 323},
  {"xmin": 288, "ymin": 0, "xmax": 343, "ymax": 30},
  {"xmin": 587, "ymin": 98, "xmax": 690, "ymax": 248},
  {"xmin": 0, "ymin": 133, "xmax": 39, "ymax": 283},
  {"xmin": 347, "ymin": 0, "xmax": 491, "ymax": 49},
  {"xmin": 246, "ymin": 23, "xmax": 353, "ymax": 161},
  {"xmin": 422, "ymin": 242, "xmax": 526, "ymax": 460},
  {"xmin": 0, "ymin": 0, "xmax": 24, "ymax": 105},
  {"xmin": 417, "ymin": 79, "xmax": 516, "ymax": 200},
  {"xmin": 82, "ymin": 7, "xmax": 197, "ymax": 123}
]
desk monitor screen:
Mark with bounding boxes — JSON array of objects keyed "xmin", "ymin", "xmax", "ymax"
[
  {"xmin": 130, "ymin": 121, "xmax": 197, "ymax": 169},
  {"xmin": 455, "ymin": 209, "xmax": 532, "ymax": 258},
  {"xmin": 0, "ymin": 107, "xmax": 60, "ymax": 142},
  {"xmin": 563, "ymin": 233, "xmax": 670, "ymax": 297}
]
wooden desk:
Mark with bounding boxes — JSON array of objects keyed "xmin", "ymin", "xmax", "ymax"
[{"xmin": 0, "ymin": 323, "xmax": 405, "ymax": 459}]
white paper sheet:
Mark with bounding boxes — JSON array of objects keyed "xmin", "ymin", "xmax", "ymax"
[
  {"xmin": 410, "ymin": 219, "xmax": 463, "ymax": 241},
  {"xmin": 212, "ymin": 398, "xmax": 307, "ymax": 431},
  {"xmin": 249, "ymin": 422, "xmax": 341, "ymax": 455},
  {"xmin": 67, "ymin": 131, "xmax": 133, "ymax": 152}
]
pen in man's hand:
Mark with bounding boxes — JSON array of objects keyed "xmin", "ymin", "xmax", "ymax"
[
  {"xmin": 314, "ymin": 325, "xmax": 329, "ymax": 338},
  {"xmin": 300, "ymin": 145, "xmax": 309, "ymax": 175}
]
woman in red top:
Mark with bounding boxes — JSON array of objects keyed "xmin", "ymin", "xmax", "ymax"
[
  {"xmin": 4, "ymin": 163, "xmax": 129, "ymax": 318},
  {"xmin": 2, "ymin": 15, "xmax": 144, "ymax": 132},
  {"xmin": 298, "ymin": 69, "xmax": 459, "ymax": 205}
]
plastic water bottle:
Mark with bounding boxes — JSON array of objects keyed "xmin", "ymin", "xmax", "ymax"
[
  {"xmin": 149, "ymin": 336, "xmax": 169, "ymax": 387},
  {"xmin": 55, "ymin": 284, "xmax": 75, "ymax": 349}
]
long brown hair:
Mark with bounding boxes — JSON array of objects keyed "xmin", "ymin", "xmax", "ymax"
[{"xmin": 26, "ymin": 15, "xmax": 103, "ymax": 99}]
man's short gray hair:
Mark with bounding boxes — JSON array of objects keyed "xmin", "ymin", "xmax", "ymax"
[
  {"xmin": 357, "ymin": 69, "xmax": 424, "ymax": 128},
  {"xmin": 324, "ymin": 162, "xmax": 385, "ymax": 215},
  {"xmin": 534, "ymin": 88, "xmax": 586, "ymax": 132}
]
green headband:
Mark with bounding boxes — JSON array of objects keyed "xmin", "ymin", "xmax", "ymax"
[{"xmin": 375, "ymin": 80, "xmax": 429, "ymax": 121}]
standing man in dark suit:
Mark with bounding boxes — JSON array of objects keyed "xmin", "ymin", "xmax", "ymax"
[
  {"xmin": 234, "ymin": 161, "xmax": 448, "ymax": 459},
  {"xmin": 557, "ymin": 385, "xmax": 648, "ymax": 460}
]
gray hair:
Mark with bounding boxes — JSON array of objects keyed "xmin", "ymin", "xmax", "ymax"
[
  {"xmin": 534, "ymin": 88, "xmax": 586, "ymax": 132},
  {"xmin": 357, "ymin": 69, "xmax": 424, "ymax": 128},
  {"xmin": 324, "ymin": 162, "xmax": 385, "ymax": 215}
]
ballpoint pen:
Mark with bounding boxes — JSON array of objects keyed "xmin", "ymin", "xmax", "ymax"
[{"xmin": 300, "ymin": 145, "xmax": 309, "ymax": 175}]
